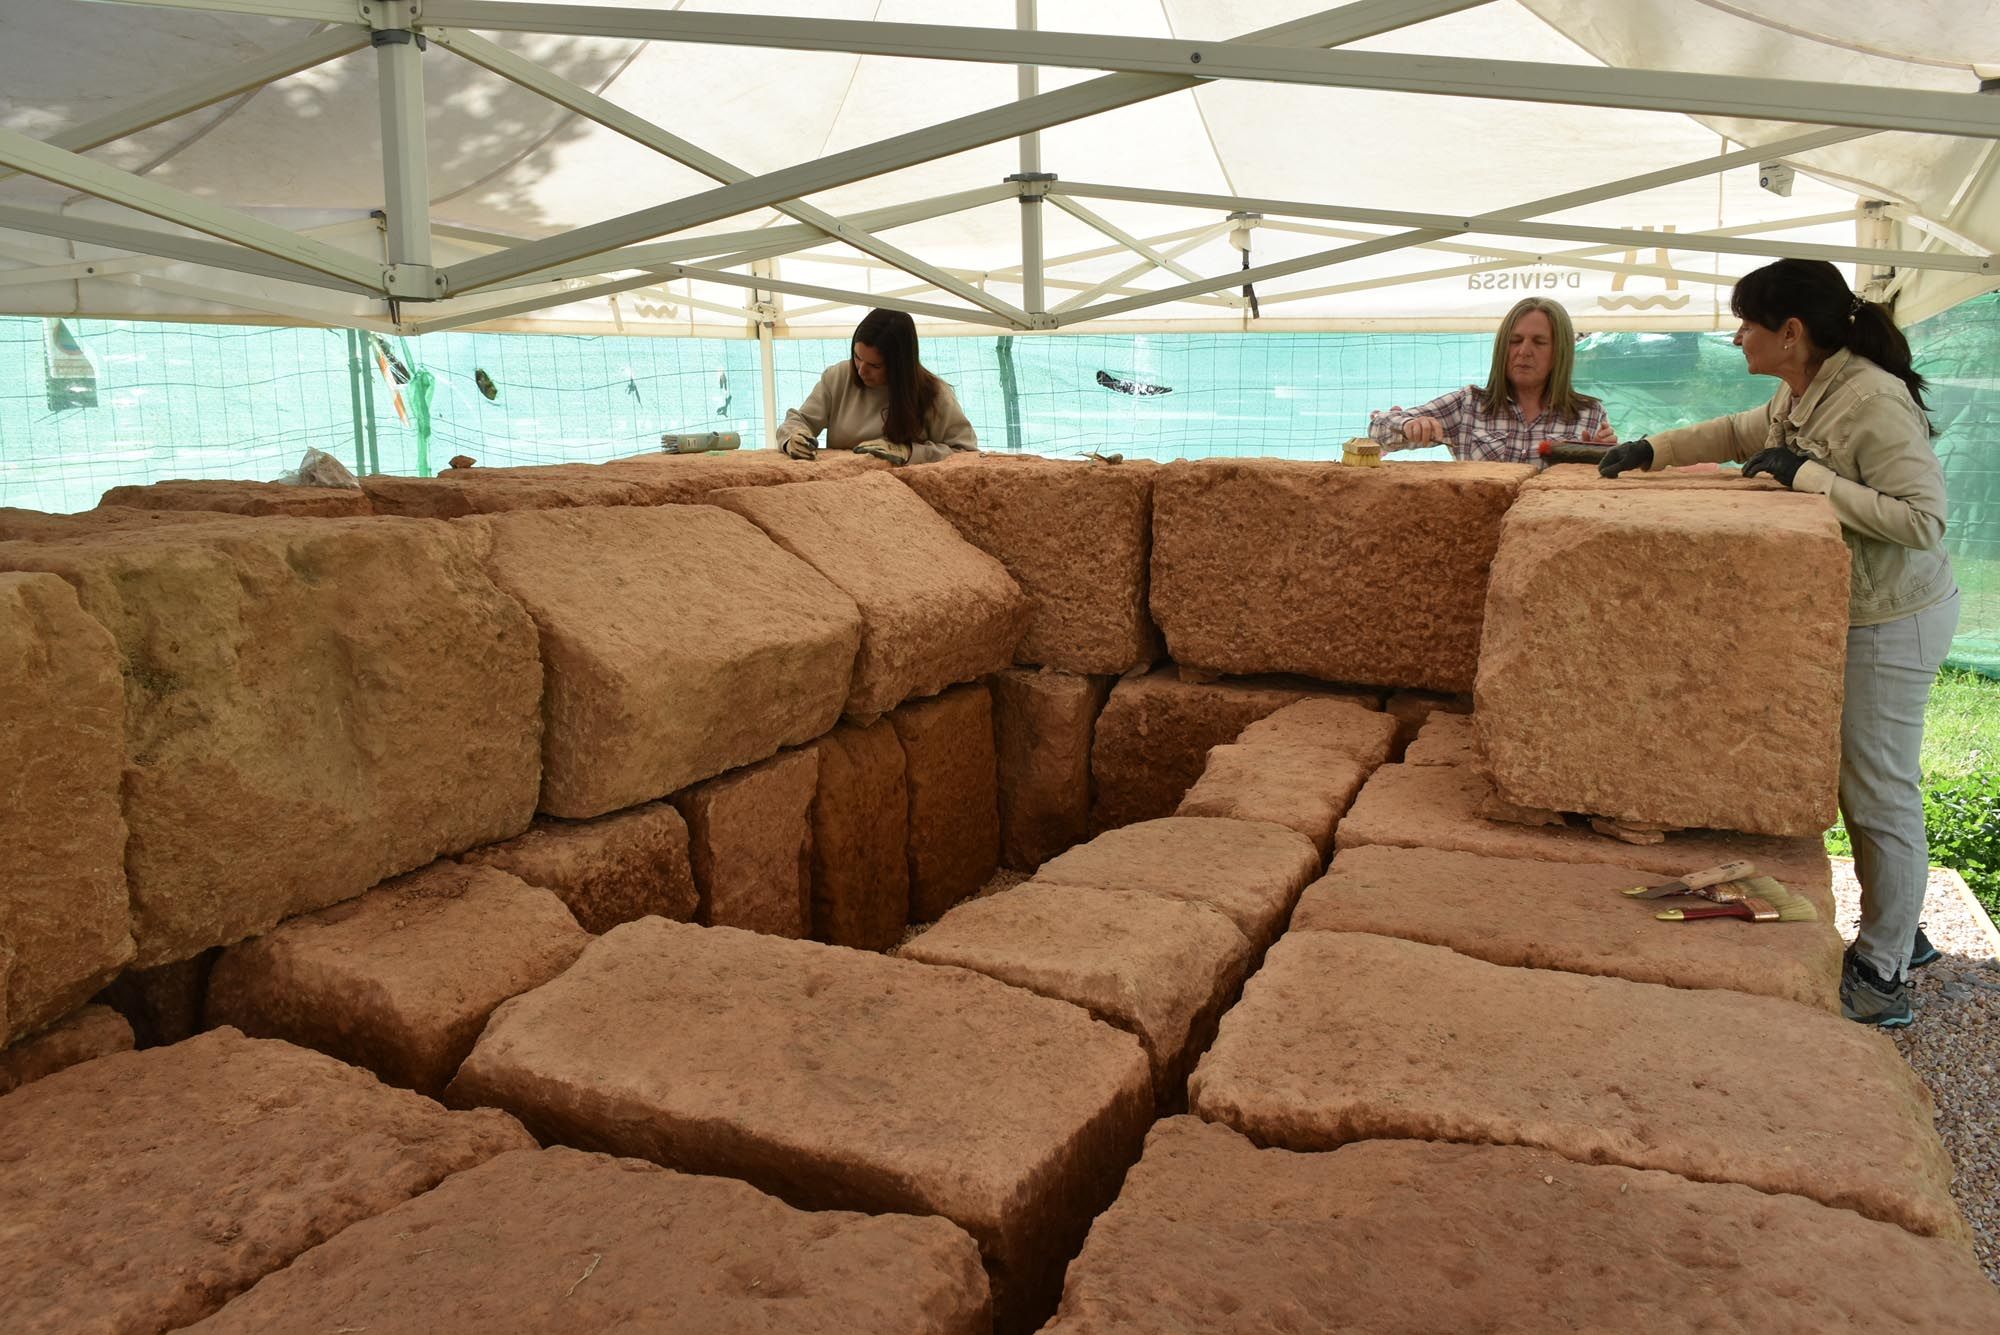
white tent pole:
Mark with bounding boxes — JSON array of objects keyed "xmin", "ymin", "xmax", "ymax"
[
  {"xmin": 0, "ymin": 203, "xmax": 379, "ymax": 292},
  {"xmin": 1047, "ymin": 195, "xmax": 1206, "ymax": 284},
  {"xmin": 754, "ymin": 258, "xmax": 780, "ymax": 446},
  {"xmin": 1052, "ymin": 223, "xmax": 1237, "ymax": 313},
  {"xmin": 371, "ymin": 20, "xmax": 435, "ymax": 296},
  {"xmin": 1014, "ymin": 0, "xmax": 1046, "ymax": 321}
]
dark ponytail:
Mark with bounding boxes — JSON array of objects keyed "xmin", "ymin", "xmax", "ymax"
[
  {"xmin": 850, "ymin": 307, "xmax": 942, "ymax": 445},
  {"xmin": 1730, "ymin": 258, "xmax": 1928, "ymax": 410}
]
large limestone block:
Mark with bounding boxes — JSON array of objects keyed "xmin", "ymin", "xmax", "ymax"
[
  {"xmin": 1336, "ymin": 763, "xmax": 1835, "ymax": 915},
  {"xmin": 1190, "ymin": 933, "xmax": 1963, "ymax": 1242},
  {"xmin": 447, "ymin": 919, "xmax": 1152, "ymax": 1335},
  {"xmin": 1477, "ymin": 489, "xmax": 1849, "ymax": 836},
  {"xmin": 710, "ymin": 474, "xmax": 1028, "ymax": 715},
  {"xmin": 599, "ymin": 447, "xmax": 888, "ymax": 503},
  {"xmin": 808, "ymin": 718, "xmax": 911, "ymax": 950},
  {"xmin": 0, "ymin": 505, "xmax": 246, "ymax": 541},
  {"xmin": 0, "ymin": 1004, "xmax": 132, "ymax": 1096},
  {"xmin": 185, "ymin": 1146, "xmax": 991, "ymax": 1335},
  {"xmin": 1042, "ymin": 1118, "xmax": 2000, "ymax": 1335},
  {"xmin": 360, "ymin": 468, "xmax": 654, "ymax": 518},
  {"xmin": 1292, "ymin": 846, "xmax": 1841, "ymax": 1010},
  {"xmin": 468, "ymin": 504, "xmax": 859, "ymax": 817},
  {"xmin": 1091, "ymin": 669, "xmax": 1374, "ymax": 830},
  {"xmin": 898, "ymin": 882, "xmax": 1253, "ymax": 1105},
  {"xmin": 0, "ymin": 1028, "xmax": 532, "ymax": 1335},
  {"xmin": 1403, "ymin": 709, "xmax": 1480, "ymax": 765},
  {"xmin": 207, "ymin": 862, "xmax": 589, "ymax": 1096},
  {"xmin": 0, "ymin": 573, "xmax": 132, "ymax": 1042},
  {"xmin": 1175, "ymin": 742, "xmax": 1372, "ymax": 856},
  {"xmin": 672, "ymin": 747, "xmax": 818, "ymax": 936},
  {"xmin": 1033, "ymin": 817, "xmax": 1320, "ymax": 950},
  {"xmin": 0, "ymin": 518, "xmax": 544, "ymax": 967},
  {"xmin": 991, "ymin": 667, "xmax": 1110, "ymax": 870},
  {"xmin": 1526, "ymin": 462, "xmax": 1793, "ymax": 494},
  {"xmin": 1234, "ymin": 696, "xmax": 1398, "ymax": 767},
  {"xmin": 460, "ymin": 802, "xmax": 697, "ymax": 934},
  {"xmin": 898, "ymin": 454, "xmax": 1160, "ymax": 672},
  {"xmin": 1382, "ymin": 687, "xmax": 1471, "ymax": 756},
  {"xmin": 890, "ymin": 683, "xmax": 1000, "ymax": 921},
  {"xmin": 1151, "ymin": 458, "xmax": 1530, "ymax": 690},
  {"xmin": 99, "ymin": 478, "xmax": 372, "ymax": 517}
]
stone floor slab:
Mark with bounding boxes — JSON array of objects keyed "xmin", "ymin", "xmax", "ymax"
[
  {"xmin": 1402, "ymin": 709, "xmax": 1480, "ymax": 766},
  {"xmin": 1175, "ymin": 742, "xmax": 1372, "ymax": 856},
  {"xmin": 1233, "ymin": 696, "xmax": 1398, "ymax": 768},
  {"xmin": 0, "ymin": 1004, "xmax": 132, "ymax": 1095},
  {"xmin": 461, "ymin": 802, "xmax": 697, "ymax": 934}
]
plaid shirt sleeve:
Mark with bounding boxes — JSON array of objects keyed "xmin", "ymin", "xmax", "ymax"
[{"xmin": 1370, "ymin": 386, "xmax": 1476, "ymax": 451}]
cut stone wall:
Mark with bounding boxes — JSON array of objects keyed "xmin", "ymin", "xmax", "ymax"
[
  {"xmin": 991, "ymin": 667, "xmax": 1110, "ymax": 871},
  {"xmin": 891, "ymin": 683, "xmax": 1001, "ymax": 921},
  {"xmin": 672, "ymin": 747, "xmax": 818, "ymax": 937},
  {"xmin": 99, "ymin": 479, "xmax": 372, "ymax": 517},
  {"xmin": 459, "ymin": 802, "xmax": 697, "ymax": 934},
  {"xmin": 809, "ymin": 718, "xmax": 911, "ymax": 951}
]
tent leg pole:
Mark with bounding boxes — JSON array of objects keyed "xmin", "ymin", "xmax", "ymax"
[
  {"xmin": 1015, "ymin": 0, "xmax": 1046, "ymax": 321},
  {"xmin": 345, "ymin": 329, "xmax": 369, "ymax": 477},
  {"xmin": 758, "ymin": 318, "xmax": 778, "ymax": 448}
]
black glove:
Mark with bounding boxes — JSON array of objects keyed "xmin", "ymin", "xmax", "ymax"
[
  {"xmin": 1742, "ymin": 446, "xmax": 1807, "ymax": 488},
  {"xmin": 1596, "ymin": 437, "xmax": 1653, "ymax": 478}
]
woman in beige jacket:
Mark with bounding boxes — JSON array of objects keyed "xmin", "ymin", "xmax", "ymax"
[
  {"xmin": 778, "ymin": 308, "xmax": 978, "ymax": 466},
  {"xmin": 1599, "ymin": 258, "xmax": 1959, "ymax": 1029}
]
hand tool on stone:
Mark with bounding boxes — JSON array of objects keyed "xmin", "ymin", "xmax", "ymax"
[
  {"xmin": 1538, "ymin": 439, "xmax": 1613, "ymax": 466},
  {"xmin": 1621, "ymin": 860, "xmax": 1757, "ymax": 899},
  {"xmin": 1656, "ymin": 891, "xmax": 1818, "ymax": 924}
]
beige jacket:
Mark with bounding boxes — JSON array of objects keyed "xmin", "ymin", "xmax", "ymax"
[
  {"xmin": 1647, "ymin": 348, "xmax": 1954, "ymax": 626},
  {"xmin": 779, "ymin": 361, "xmax": 978, "ymax": 464}
]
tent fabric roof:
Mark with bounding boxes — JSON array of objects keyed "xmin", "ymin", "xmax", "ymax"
[{"xmin": 0, "ymin": 0, "xmax": 1994, "ymax": 336}]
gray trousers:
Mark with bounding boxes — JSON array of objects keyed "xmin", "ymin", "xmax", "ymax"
[{"xmin": 1845, "ymin": 588, "xmax": 1960, "ymax": 981}]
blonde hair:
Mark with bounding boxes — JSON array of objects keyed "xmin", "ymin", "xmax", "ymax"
[{"xmin": 1480, "ymin": 297, "xmax": 1596, "ymax": 418}]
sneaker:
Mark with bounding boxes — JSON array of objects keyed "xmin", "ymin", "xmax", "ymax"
[
  {"xmin": 1910, "ymin": 924, "xmax": 1942, "ymax": 970},
  {"xmin": 1841, "ymin": 948, "xmax": 1913, "ymax": 1028}
]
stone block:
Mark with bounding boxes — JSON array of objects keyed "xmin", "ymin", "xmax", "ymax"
[
  {"xmin": 0, "ymin": 573, "xmax": 132, "ymax": 1042},
  {"xmin": 360, "ymin": 468, "xmax": 654, "ymax": 519},
  {"xmin": 1189, "ymin": 932, "xmax": 1962, "ymax": 1243},
  {"xmin": 468, "ymin": 504, "xmax": 860, "ymax": 818},
  {"xmin": 0, "ymin": 506, "xmax": 246, "ymax": 541},
  {"xmin": 95, "ymin": 949, "xmax": 217, "ymax": 1048},
  {"xmin": 99, "ymin": 479, "xmax": 372, "ymax": 517},
  {"xmin": 710, "ymin": 474, "xmax": 1028, "ymax": 715},
  {"xmin": 1150, "ymin": 458, "xmax": 1529, "ymax": 690},
  {"xmin": 1292, "ymin": 845, "xmax": 1841, "ymax": 1010},
  {"xmin": 1477, "ymin": 489, "xmax": 1849, "ymax": 836},
  {"xmin": 1382, "ymin": 687, "xmax": 1472, "ymax": 757},
  {"xmin": 207, "ymin": 862, "xmax": 589, "ymax": 1096},
  {"xmin": 991, "ymin": 667, "xmax": 1110, "ymax": 871},
  {"xmin": 447, "ymin": 919, "xmax": 1152, "ymax": 1335},
  {"xmin": 898, "ymin": 454, "xmax": 1160, "ymax": 672},
  {"xmin": 1403, "ymin": 709, "xmax": 1481, "ymax": 766},
  {"xmin": 0, "ymin": 518, "xmax": 544, "ymax": 967},
  {"xmin": 1042, "ymin": 1118, "xmax": 2000, "ymax": 1335},
  {"xmin": 898, "ymin": 882, "xmax": 1253, "ymax": 1106},
  {"xmin": 890, "ymin": 684, "xmax": 1000, "ymax": 921},
  {"xmin": 671, "ymin": 747, "xmax": 818, "ymax": 937},
  {"xmin": 1526, "ymin": 462, "xmax": 1794, "ymax": 494},
  {"xmin": 599, "ymin": 446, "xmax": 888, "ymax": 502},
  {"xmin": 1175, "ymin": 742, "xmax": 1372, "ymax": 856},
  {"xmin": 1233, "ymin": 696, "xmax": 1398, "ymax": 768},
  {"xmin": 460, "ymin": 802, "xmax": 697, "ymax": 934},
  {"xmin": 809, "ymin": 719, "xmax": 910, "ymax": 951},
  {"xmin": 0, "ymin": 1004, "xmax": 132, "ymax": 1096},
  {"xmin": 0, "ymin": 1028, "xmax": 531, "ymax": 1335},
  {"xmin": 1033, "ymin": 817, "xmax": 1320, "ymax": 951},
  {"xmin": 184, "ymin": 1146, "xmax": 990, "ymax": 1335}
]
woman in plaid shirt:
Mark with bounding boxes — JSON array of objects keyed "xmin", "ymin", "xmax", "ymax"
[{"xmin": 1368, "ymin": 296, "xmax": 1617, "ymax": 463}]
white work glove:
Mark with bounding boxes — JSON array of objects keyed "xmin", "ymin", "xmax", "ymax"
[
  {"xmin": 781, "ymin": 432, "xmax": 818, "ymax": 461},
  {"xmin": 854, "ymin": 438, "xmax": 913, "ymax": 466}
]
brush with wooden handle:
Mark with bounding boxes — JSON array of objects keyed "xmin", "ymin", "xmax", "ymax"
[
  {"xmin": 1656, "ymin": 894, "xmax": 1818, "ymax": 924},
  {"xmin": 1621, "ymin": 860, "xmax": 1758, "ymax": 900}
]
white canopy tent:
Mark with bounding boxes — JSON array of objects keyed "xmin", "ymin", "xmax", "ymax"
[{"xmin": 0, "ymin": 0, "xmax": 1995, "ymax": 357}]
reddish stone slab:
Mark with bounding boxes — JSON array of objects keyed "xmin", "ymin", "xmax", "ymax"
[
  {"xmin": 447, "ymin": 919, "xmax": 1152, "ymax": 1335},
  {"xmin": 0, "ymin": 506, "xmax": 247, "ymax": 541},
  {"xmin": 360, "ymin": 468, "xmax": 654, "ymax": 518},
  {"xmin": 1043, "ymin": 1118, "xmax": 2000, "ymax": 1335},
  {"xmin": 1190, "ymin": 932, "xmax": 1962, "ymax": 1243},
  {"xmin": 1175, "ymin": 742, "xmax": 1372, "ymax": 856},
  {"xmin": 0, "ymin": 1028, "xmax": 532, "ymax": 1335},
  {"xmin": 207, "ymin": 862, "xmax": 589, "ymax": 1096},
  {"xmin": 1233, "ymin": 696, "xmax": 1397, "ymax": 768},
  {"xmin": 672, "ymin": 747, "xmax": 818, "ymax": 937},
  {"xmin": 890, "ymin": 684, "xmax": 1000, "ymax": 921},
  {"xmin": 460, "ymin": 802, "xmax": 697, "ymax": 934},
  {"xmin": 898, "ymin": 453, "xmax": 1160, "ymax": 673},
  {"xmin": 0, "ymin": 572, "xmax": 132, "ymax": 1042},
  {"xmin": 99, "ymin": 478, "xmax": 372, "ymax": 517},
  {"xmin": 1526, "ymin": 462, "xmax": 1794, "ymax": 494},
  {"xmin": 710, "ymin": 474, "xmax": 1028, "ymax": 715},
  {"xmin": 468, "ymin": 504, "xmax": 860, "ymax": 818},
  {"xmin": 1477, "ymin": 489, "xmax": 1848, "ymax": 836},
  {"xmin": 184, "ymin": 1146, "xmax": 991, "ymax": 1335},
  {"xmin": 0, "ymin": 518, "xmax": 544, "ymax": 967},
  {"xmin": 1292, "ymin": 845, "xmax": 1841, "ymax": 1010},
  {"xmin": 991, "ymin": 667, "xmax": 1110, "ymax": 871},
  {"xmin": 1402, "ymin": 709, "xmax": 1481, "ymax": 766},
  {"xmin": 810, "ymin": 719, "xmax": 910, "ymax": 951},
  {"xmin": 1033, "ymin": 817, "xmax": 1321, "ymax": 950},
  {"xmin": 1151, "ymin": 459, "xmax": 1529, "ymax": 691},
  {"xmin": 0, "ymin": 1004, "xmax": 132, "ymax": 1096},
  {"xmin": 599, "ymin": 446, "xmax": 888, "ymax": 503}
]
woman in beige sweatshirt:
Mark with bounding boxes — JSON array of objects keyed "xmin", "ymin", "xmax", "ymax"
[{"xmin": 778, "ymin": 308, "xmax": 978, "ymax": 465}]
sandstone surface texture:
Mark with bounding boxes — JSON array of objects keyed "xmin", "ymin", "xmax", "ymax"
[
  {"xmin": 809, "ymin": 719, "xmax": 911, "ymax": 950},
  {"xmin": 672, "ymin": 747, "xmax": 818, "ymax": 936},
  {"xmin": 461, "ymin": 802, "xmax": 697, "ymax": 934},
  {"xmin": 0, "ymin": 518, "xmax": 544, "ymax": 966},
  {"xmin": 899, "ymin": 881, "xmax": 1253, "ymax": 1104},
  {"xmin": 1403, "ymin": 709, "xmax": 1481, "ymax": 766},
  {"xmin": 1151, "ymin": 458, "xmax": 1528, "ymax": 690},
  {"xmin": 207, "ymin": 862, "xmax": 589, "ymax": 1095},
  {"xmin": 710, "ymin": 474, "xmax": 1028, "ymax": 715},
  {"xmin": 1190, "ymin": 932, "xmax": 1962, "ymax": 1242},
  {"xmin": 991, "ymin": 667, "xmax": 1110, "ymax": 870},
  {"xmin": 1382, "ymin": 687, "xmax": 1472, "ymax": 755},
  {"xmin": 99, "ymin": 478, "xmax": 372, "ymax": 517},
  {"xmin": 360, "ymin": 468, "xmax": 655, "ymax": 518},
  {"xmin": 1477, "ymin": 489, "xmax": 1848, "ymax": 835},
  {"xmin": 898, "ymin": 453, "xmax": 1160, "ymax": 672},
  {"xmin": 891, "ymin": 684, "xmax": 1001, "ymax": 920},
  {"xmin": 1175, "ymin": 741, "xmax": 1372, "ymax": 855},
  {"xmin": 469, "ymin": 504, "xmax": 860, "ymax": 817},
  {"xmin": 1042, "ymin": 1117, "xmax": 2000, "ymax": 1335},
  {"xmin": 1526, "ymin": 462, "xmax": 1794, "ymax": 494},
  {"xmin": 1033, "ymin": 817, "xmax": 1320, "ymax": 950},
  {"xmin": 600, "ymin": 446, "xmax": 887, "ymax": 503},
  {"xmin": 0, "ymin": 1004, "xmax": 132, "ymax": 1095},
  {"xmin": 1291, "ymin": 845, "xmax": 1841, "ymax": 1010},
  {"xmin": 0, "ymin": 572, "xmax": 132, "ymax": 1042},
  {"xmin": 0, "ymin": 1028, "xmax": 532, "ymax": 1335},
  {"xmin": 1234, "ymin": 696, "xmax": 1398, "ymax": 768},
  {"xmin": 0, "ymin": 505, "xmax": 245, "ymax": 541},
  {"xmin": 185, "ymin": 1146, "xmax": 991, "ymax": 1335},
  {"xmin": 447, "ymin": 919, "xmax": 1152, "ymax": 1334}
]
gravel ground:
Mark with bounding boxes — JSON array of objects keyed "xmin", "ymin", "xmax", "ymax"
[{"xmin": 1831, "ymin": 859, "xmax": 2000, "ymax": 1286}]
